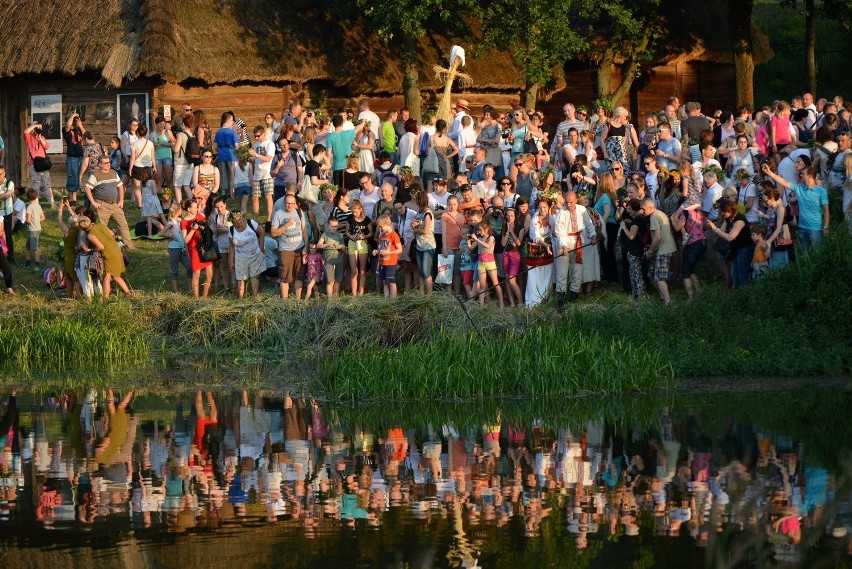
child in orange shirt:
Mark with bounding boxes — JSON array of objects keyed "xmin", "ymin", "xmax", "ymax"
[
  {"xmin": 373, "ymin": 214, "xmax": 402, "ymax": 298},
  {"xmin": 751, "ymin": 224, "xmax": 769, "ymax": 280}
]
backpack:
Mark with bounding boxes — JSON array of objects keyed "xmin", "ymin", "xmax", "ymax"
[
  {"xmin": 196, "ymin": 221, "xmax": 221, "ymax": 261},
  {"xmin": 816, "ymin": 146, "xmax": 837, "ymax": 182},
  {"xmin": 183, "ymin": 134, "xmax": 203, "ymax": 166},
  {"xmin": 376, "ymin": 165, "xmax": 398, "ymax": 189},
  {"xmin": 229, "ymin": 218, "xmax": 258, "ymax": 238}
]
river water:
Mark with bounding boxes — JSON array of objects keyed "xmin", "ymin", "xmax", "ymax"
[{"xmin": 0, "ymin": 385, "xmax": 850, "ymax": 568}]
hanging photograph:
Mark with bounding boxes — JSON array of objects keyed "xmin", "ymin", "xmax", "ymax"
[
  {"xmin": 116, "ymin": 93, "xmax": 150, "ymax": 137},
  {"xmin": 67, "ymin": 104, "xmax": 87, "ymax": 121},
  {"xmin": 30, "ymin": 94, "xmax": 63, "ymax": 154},
  {"xmin": 95, "ymin": 103, "xmax": 116, "ymax": 121}
]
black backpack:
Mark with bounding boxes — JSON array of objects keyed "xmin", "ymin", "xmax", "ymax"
[
  {"xmin": 183, "ymin": 134, "xmax": 203, "ymax": 166},
  {"xmin": 376, "ymin": 165, "xmax": 399, "ymax": 188},
  {"xmin": 196, "ymin": 221, "xmax": 221, "ymax": 261}
]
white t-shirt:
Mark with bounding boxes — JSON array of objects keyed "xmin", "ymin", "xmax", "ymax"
[
  {"xmin": 358, "ymin": 186, "xmax": 380, "ymax": 213},
  {"xmin": 234, "ymin": 162, "xmax": 251, "ymax": 187},
  {"xmin": 702, "ymin": 183, "xmax": 724, "ymax": 221},
  {"xmin": 14, "ymin": 198, "xmax": 26, "ymax": 224},
  {"xmin": 253, "ymin": 140, "xmax": 276, "ymax": 180},
  {"xmin": 427, "ymin": 191, "xmax": 451, "ymax": 235},
  {"xmin": 271, "ymin": 208, "xmax": 304, "ymax": 251},
  {"xmin": 230, "ymin": 221, "xmax": 261, "ymax": 261},
  {"xmin": 358, "ymin": 110, "xmax": 381, "ymax": 140},
  {"xmin": 738, "ymin": 183, "xmax": 759, "ymax": 223}
]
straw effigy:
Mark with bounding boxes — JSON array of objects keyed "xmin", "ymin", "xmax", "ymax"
[{"xmin": 434, "ymin": 45, "xmax": 472, "ymax": 123}]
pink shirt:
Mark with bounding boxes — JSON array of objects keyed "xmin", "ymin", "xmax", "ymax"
[
  {"xmin": 770, "ymin": 116, "xmax": 791, "ymax": 146},
  {"xmin": 24, "ymin": 131, "xmax": 49, "ymax": 165},
  {"xmin": 441, "ymin": 211, "xmax": 465, "ymax": 250}
]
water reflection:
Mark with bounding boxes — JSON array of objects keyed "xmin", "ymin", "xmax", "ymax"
[{"xmin": 0, "ymin": 388, "xmax": 850, "ymax": 568}]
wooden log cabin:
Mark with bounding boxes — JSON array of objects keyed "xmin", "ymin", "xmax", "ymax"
[{"xmin": 0, "ymin": 0, "xmax": 771, "ymax": 189}]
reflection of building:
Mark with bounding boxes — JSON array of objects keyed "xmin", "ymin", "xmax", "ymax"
[{"xmin": 0, "ymin": 1, "xmax": 771, "ymax": 188}]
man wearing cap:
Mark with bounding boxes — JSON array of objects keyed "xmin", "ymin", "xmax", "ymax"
[{"xmin": 448, "ymin": 99, "xmax": 470, "ymax": 152}]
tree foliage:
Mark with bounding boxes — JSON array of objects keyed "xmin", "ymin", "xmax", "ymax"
[{"xmin": 478, "ymin": 0, "xmax": 591, "ymax": 89}]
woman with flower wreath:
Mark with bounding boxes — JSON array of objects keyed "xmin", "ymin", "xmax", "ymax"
[
  {"xmin": 354, "ymin": 124, "xmax": 376, "ymax": 175},
  {"xmin": 525, "ymin": 197, "xmax": 555, "ymax": 308},
  {"xmin": 532, "ymin": 169, "xmax": 560, "ymax": 205}
]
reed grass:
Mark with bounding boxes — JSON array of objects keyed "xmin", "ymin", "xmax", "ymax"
[{"xmin": 318, "ymin": 324, "xmax": 675, "ymax": 401}]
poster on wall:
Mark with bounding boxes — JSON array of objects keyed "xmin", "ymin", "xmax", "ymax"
[
  {"xmin": 117, "ymin": 93, "xmax": 150, "ymax": 137},
  {"xmin": 95, "ymin": 103, "xmax": 115, "ymax": 121},
  {"xmin": 67, "ymin": 104, "xmax": 87, "ymax": 121},
  {"xmin": 30, "ymin": 94, "xmax": 62, "ymax": 154}
]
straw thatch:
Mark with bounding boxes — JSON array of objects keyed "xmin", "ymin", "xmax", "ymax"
[{"xmin": 0, "ymin": 0, "xmax": 771, "ymax": 91}]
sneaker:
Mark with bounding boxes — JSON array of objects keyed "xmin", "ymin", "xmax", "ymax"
[{"xmin": 34, "ymin": 263, "xmax": 42, "ymax": 271}]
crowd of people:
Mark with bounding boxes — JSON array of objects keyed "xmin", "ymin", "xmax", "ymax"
[
  {"xmin": 2, "ymin": 92, "xmax": 851, "ymax": 305},
  {"xmin": 0, "ymin": 390, "xmax": 846, "ymax": 563}
]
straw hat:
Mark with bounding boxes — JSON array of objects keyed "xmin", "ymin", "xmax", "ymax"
[{"xmin": 455, "ymin": 99, "xmax": 470, "ymax": 110}]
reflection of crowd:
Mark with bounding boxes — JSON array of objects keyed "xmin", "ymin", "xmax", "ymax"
[{"xmin": 0, "ymin": 390, "xmax": 848, "ymax": 563}]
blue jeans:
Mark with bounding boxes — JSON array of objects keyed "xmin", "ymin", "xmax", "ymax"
[
  {"xmin": 769, "ymin": 249, "xmax": 789, "ymax": 270},
  {"xmin": 66, "ymin": 156, "xmax": 83, "ymax": 191},
  {"xmin": 416, "ymin": 248, "xmax": 436, "ymax": 279},
  {"xmin": 730, "ymin": 244, "xmax": 754, "ymax": 288},
  {"xmin": 798, "ymin": 228, "xmax": 823, "ymax": 252}
]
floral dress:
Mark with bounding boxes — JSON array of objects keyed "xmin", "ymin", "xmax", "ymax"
[{"xmin": 605, "ymin": 123, "xmax": 628, "ymax": 172}]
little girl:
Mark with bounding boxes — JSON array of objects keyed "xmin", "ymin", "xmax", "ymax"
[
  {"xmin": 159, "ymin": 202, "xmax": 192, "ymax": 293},
  {"xmin": 500, "ymin": 207, "xmax": 524, "ymax": 307},
  {"xmin": 459, "ymin": 225, "xmax": 477, "ymax": 299},
  {"xmin": 345, "ymin": 199, "xmax": 372, "ymax": 296},
  {"xmin": 109, "ymin": 137, "xmax": 124, "ymax": 179},
  {"xmin": 469, "ymin": 220, "xmax": 503, "ymax": 307},
  {"xmin": 303, "ymin": 244, "xmax": 324, "ymax": 299},
  {"xmin": 141, "ymin": 178, "xmax": 167, "ymax": 236}
]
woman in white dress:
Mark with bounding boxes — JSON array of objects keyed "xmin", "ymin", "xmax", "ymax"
[
  {"xmin": 525, "ymin": 197, "xmax": 555, "ymax": 308},
  {"xmin": 354, "ymin": 125, "xmax": 376, "ymax": 174}
]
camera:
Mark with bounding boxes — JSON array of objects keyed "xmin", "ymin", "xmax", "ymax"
[
  {"xmin": 501, "ymin": 129, "xmax": 511, "ymax": 139},
  {"xmin": 34, "ymin": 128, "xmax": 43, "ymax": 136},
  {"xmin": 307, "ymin": 111, "xmax": 313, "ymax": 117}
]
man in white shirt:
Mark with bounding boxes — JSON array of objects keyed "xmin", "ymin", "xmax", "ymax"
[
  {"xmin": 701, "ymin": 171, "xmax": 724, "ymax": 222},
  {"xmin": 802, "ymin": 92, "xmax": 818, "ymax": 130},
  {"xmin": 448, "ymin": 99, "xmax": 470, "ymax": 151},
  {"xmin": 457, "ymin": 116, "xmax": 478, "ymax": 172},
  {"xmin": 427, "ymin": 179, "xmax": 451, "ymax": 254},
  {"xmin": 692, "ymin": 141, "xmax": 721, "ymax": 189},
  {"xmin": 357, "ymin": 99, "xmax": 381, "ymax": 149},
  {"xmin": 553, "ymin": 191, "xmax": 597, "ymax": 311}
]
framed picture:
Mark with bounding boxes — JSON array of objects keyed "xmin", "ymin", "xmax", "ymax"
[
  {"xmin": 116, "ymin": 93, "xmax": 150, "ymax": 137},
  {"xmin": 30, "ymin": 94, "xmax": 62, "ymax": 154},
  {"xmin": 67, "ymin": 104, "xmax": 87, "ymax": 121},
  {"xmin": 95, "ymin": 103, "xmax": 116, "ymax": 121}
]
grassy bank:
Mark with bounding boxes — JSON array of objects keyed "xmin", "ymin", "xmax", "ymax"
[{"xmin": 1, "ymin": 230, "xmax": 849, "ymax": 397}]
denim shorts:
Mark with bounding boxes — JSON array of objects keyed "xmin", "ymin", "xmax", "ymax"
[
  {"xmin": 416, "ymin": 248, "xmax": 436, "ymax": 279},
  {"xmin": 156, "ymin": 157, "xmax": 173, "ymax": 169},
  {"xmin": 234, "ymin": 185, "xmax": 252, "ymax": 198},
  {"xmin": 26, "ymin": 231, "xmax": 41, "ymax": 251}
]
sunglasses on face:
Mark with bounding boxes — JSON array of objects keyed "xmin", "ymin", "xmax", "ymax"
[
  {"xmin": 500, "ymin": 182, "xmax": 512, "ymax": 186},
  {"xmin": 514, "ymin": 163, "xmax": 523, "ymax": 167},
  {"xmin": 254, "ymin": 135, "xmax": 261, "ymax": 138},
  {"xmin": 612, "ymin": 167, "xmax": 622, "ymax": 171},
  {"xmin": 203, "ymin": 154, "xmax": 213, "ymax": 158}
]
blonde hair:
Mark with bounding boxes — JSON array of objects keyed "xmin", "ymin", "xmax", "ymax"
[
  {"xmin": 347, "ymin": 155, "xmax": 360, "ymax": 170},
  {"xmin": 613, "ymin": 106, "xmax": 629, "ymax": 119},
  {"xmin": 377, "ymin": 214, "xmax": 392, "ymax": 228},
  {"xmin": 168, "ymin": 203, "xmax": 182, "ymax": 220}
]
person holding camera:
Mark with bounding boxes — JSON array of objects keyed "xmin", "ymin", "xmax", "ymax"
[
  {"xmin": 24, "ymin": 122, "xmax": 53, "ymax": 209},
  {"xmin": 64, "ymin": 113, "xmax": 86, "ymax": 205}
]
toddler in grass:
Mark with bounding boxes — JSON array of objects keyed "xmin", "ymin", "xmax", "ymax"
[
  {"xmin": 316, "ymin": 216, "xmax": 346, "ymax": 297},
  {"xmin": 303, "ymin": 244, "xmax": 324, "ymax": 299},
  {"xmin": 24, "ymin": 189, "xmax": 45, "ymax": 270}
]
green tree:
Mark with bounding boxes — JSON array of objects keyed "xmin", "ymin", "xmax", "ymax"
[
  {"xmin": 727, "ymin": 0, "xmax": 757, "ymax": 106},
  {"xmin": 478, "ymin": 0, "xmax": 591, "ymax": 109},
  {"xmin": 357, "ymin": 0, "xmax": 467, "ymax": 121},
  {"xmin": 592, "ymin": 0, "xmax": 663, "ymax": 106}
]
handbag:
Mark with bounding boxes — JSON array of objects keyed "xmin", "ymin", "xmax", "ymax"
[
  {"xmin": 774, "ymin": 223, "xmax": 794, "ymax": 250},
  {"xmin": 422, "ymin": 142, "xmax": 439, "ymax": 174},
  {"xmin": 435, "ymin": 253, "xmax": 454, "ymax": 285},
  {"xmin": 299, "ymin": 174, "xmax": 319, "ymax": 204},
  {"xmin": 33, "ymin": 156, "xmax": 52, "ymax": 172},
  {"xmin": 713, "ymin": 234, "xmax": 731, "ymax": 258}
]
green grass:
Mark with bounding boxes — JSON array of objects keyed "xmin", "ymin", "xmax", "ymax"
[{"xmin": 2, "ymin": 198, "xmax": 850, "ymax": 398}]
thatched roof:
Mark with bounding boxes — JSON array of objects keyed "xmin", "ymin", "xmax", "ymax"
[{"xmin": 0, "ymin": 0, "xmax": 771, "ymax": 91}]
